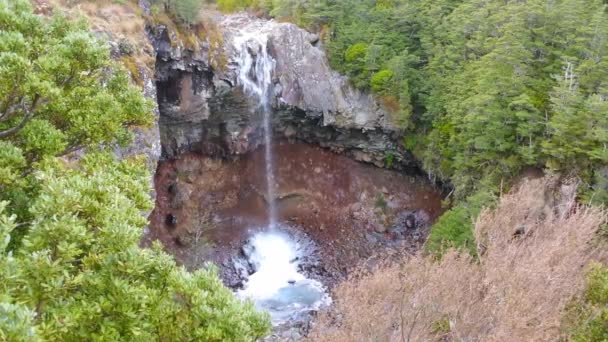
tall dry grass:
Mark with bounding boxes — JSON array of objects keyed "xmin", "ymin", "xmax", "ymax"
[{"xmin": 309, "ymin": 178, "xmax": 607, "ymax": 342}]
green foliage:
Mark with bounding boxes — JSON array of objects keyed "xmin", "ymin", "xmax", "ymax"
[
  {"xmin": 151, "ymin": 0, "xmax": 203, "ymax": 24},
  {"xmin": 217, "ymin": 0, "xmax": 258, "ymax": 12},
  {"xmin": 171, "ymin": 0, "xmax": 202, "ymax": 24},
  {"xmin": 384, "ymin": 152, "xmax": 395, "ymax": 168},
  {"xmin": 426, "ymin": 190, "xmax": 495, "ymax": 257},
  {"xmin": 370, "ymin": 69, "xmax": 394, "ymax": 95},
  {"xmin": 375, "ymin": 193, "xmax": 388, "ymax": 212},
  {"xmin": 0, "ymin": 303, "xmax": 39, "ymax": 342},
  {"xmin": 0, "ymin": 0, "xmax": 153, "ymax": 160},
  {"xmin": 248, "ymin": 0, "xmax": 608, "ymax": 206},
  {"xmin": 431, "ymin": 316, "xmax": 451, "ymax": 335},
  {"xmin": 344, "ymin": 42, "xmax": 368, "ymax": 63},
  {"xmin": 0, "ymin": 1, "xmax": 271, "ymax": 339},
  {"xmin": 0, "ymin": 155, "xmax": 270, "ymax": 340},
  {"xmin": 343, "ymin": 42, "xmax": 370, "ymax": 89},
  {"xmin": 425, "ymin": 205, "xmax": 476, "ymax": 257},
  {"xmin": 565, "ymin": 263, "xmax": 608, "ymax": 341}
]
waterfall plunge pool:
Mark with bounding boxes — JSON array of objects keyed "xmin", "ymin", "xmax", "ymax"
[{"xmin": 236, "ymin": 227, "xmax": 332, "ymax": 325}]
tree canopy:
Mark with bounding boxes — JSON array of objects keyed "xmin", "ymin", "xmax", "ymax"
[
  {"xmin": 231, "ymin": 0, "xmax": 608, "ymax": 253},
  {"xmin": 0, "ymin": 0, "xmax": 270, "ymax": 340}
]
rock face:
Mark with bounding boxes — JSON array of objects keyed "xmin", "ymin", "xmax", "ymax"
[
  {"xmin": 152, "ymin": 14, "xmax": 412, "ymax": 169},
  {"xmin": 221, "ymin": 15, "xmax": 393, "ymax": 130}
]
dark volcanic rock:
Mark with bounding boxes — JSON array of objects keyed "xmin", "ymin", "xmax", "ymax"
[{"xmin": 150, "ymin": 14, "xmax": 416, "ymax": 171}]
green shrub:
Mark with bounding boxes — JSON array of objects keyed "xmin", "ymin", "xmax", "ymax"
[
  {"xmin": 565, "ymin": 264, "xmax": 608, "ymax": 342},
  {"xmin": 344, "ymin": 42, "xmax": 368, "ymax": 63},
  {"xmin": 370, "ymin": 69, "xmax": 394, "ymax": 94},
  {"xmin": 425, "ymin": 205, "xmax": 477, "ymax": 257},
  {"xmin": 217, "ymin": 0, "xmax": 260, "ymax": 13},
  {"xmin": 426, "ymin": 190, "xmax": 495, "ymax": 257},
  {"xmin": 151, "ymin": 0, "xmax": 202, "ymax": 24},
  {"xmin": 0, "ymin": 1, "xmax": 271, "ymax": 339}
]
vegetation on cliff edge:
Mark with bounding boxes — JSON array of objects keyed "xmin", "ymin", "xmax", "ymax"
[{"xmin": 0, "ymin": 1, "xmax": 270, "ymax": 340}]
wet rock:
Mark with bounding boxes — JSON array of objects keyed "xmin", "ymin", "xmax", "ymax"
[
  {"xmin": 405, "ymin": 214, "xmax": 416, "ymax": 229},
  {"xmin": 167, "ymin": 183, "xmax": 177, "ymax": 195},
  {"xmin": 165, "ymin": 214, "xmax": 178, "ymax": 227},
  {"xmin": 374, "ymin": 224, "xmax": 387, "ymax": 234},
  {"xmin": 283, "ymin": 125, "xmax": 297, "ymax": 138},
  {"xmin": 365, "ymin": 232, "xmax": 380, "ymax": 243},
  {"xmin": 241, "ymin": 241, "xmax": 255, "ymax": 259},
  {"xmin": 513, "ymin": 226, "xmax": 526, "ymax": 238},
  {"xmin": 173, "ymin": 236, "xmax": 185, "ymax": 247}
]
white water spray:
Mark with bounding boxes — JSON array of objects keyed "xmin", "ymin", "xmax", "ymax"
[
  {"xmin": 233, "ymin": 28, "xmax": 277, "ymax": 228},
  {"xmin": 237, "ymin": 230, "xmax": 331, "ymax": 324}
]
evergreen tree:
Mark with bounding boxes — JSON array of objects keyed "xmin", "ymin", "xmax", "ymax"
[{"xmin": 0, "ymin": 1, "xmax": 270, "ymax": 339}]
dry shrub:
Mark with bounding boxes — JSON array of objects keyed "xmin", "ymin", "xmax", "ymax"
[
  {"xmin": 380, "ymin": 95, "xmax": 400, "ymax": 114},
  {"xmin": 46, "ymin": 0, "xmax": 152, "ymax": 68},
  {"xmin": 309, "ymin": 177, "xmax": 607, "ymax": 342}
]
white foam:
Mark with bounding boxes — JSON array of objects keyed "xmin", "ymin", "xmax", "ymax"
[{"xmin": 238, "ymin": 231, "xmax": 331, "ymax": 324}]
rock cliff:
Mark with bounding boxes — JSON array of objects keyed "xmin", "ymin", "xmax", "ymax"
[{"xmin": 153, "ymin": 14, "xmax": 413, "ymax": 169}]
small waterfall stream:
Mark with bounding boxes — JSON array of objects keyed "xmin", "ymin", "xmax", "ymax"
[
  {"xmin": 232, "ymin": 25, "xmax": 331, "ymax": 325},
  {"xmin": 233, "ymin": 28, "xmax": 278, "ymax": 228}
]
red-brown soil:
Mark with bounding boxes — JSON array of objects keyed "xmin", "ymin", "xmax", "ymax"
[{"xmin": 145, "ymin": 142, "xmax": 445, "ymax": 284}]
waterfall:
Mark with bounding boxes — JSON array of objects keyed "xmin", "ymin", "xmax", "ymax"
[
  {"xmin": 233, "ymin": 29, "xmax": 278, "ymax": 229},
  {"xmin": 231, "ymin": 20, "xmax": 331, "ymax": 325}
]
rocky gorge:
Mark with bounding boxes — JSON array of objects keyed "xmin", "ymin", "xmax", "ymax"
[{"xmin": 133, "ymin": 9, "xmax": 446, "ymax": 338}]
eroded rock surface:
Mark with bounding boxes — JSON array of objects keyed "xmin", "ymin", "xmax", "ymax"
[
  {"xmin": 151, "ymin": 14, "xmax": 411, "ymax": 168},
  {"xmin": 221, "ymin": 14, "xmax": 392, "ymax": 130}
]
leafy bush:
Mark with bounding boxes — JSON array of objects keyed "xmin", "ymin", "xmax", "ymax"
[
  {"xmin": 426, "ymin": 190, "xmax": 495, "ymax": 257},
  {"xmin": 425, "ymin": 205, "xmax": 477, "ymax": 257},
  {"xmin": 151, "ymin": 0, "xmax": 203, "ymax": 24},
  {"xmin": 0, "ymin": 1, "xmax": 270, "ymax": 339},
  {"xmin": 217, "ymin": 0, "xmax": 253, "ymax": 12},
  {"xmin": 344, "ymin": 42, "xmax": 368, "ymax": 63},
  {"xmin": 565, "ymin": 264, "xmax": 608, "ymax": 341},
  {"xmin": 370, "ymin": 69, "xmax": 394, "ymax": 94}
]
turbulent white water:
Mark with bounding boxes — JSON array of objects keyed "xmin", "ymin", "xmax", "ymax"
[
  {"xmin": 237, "ymin": 230, "xmax": 331, "ymax": 324},
  {"xmin": 233, "ymin": 28, "xmax": 278, "ymax": 228}
]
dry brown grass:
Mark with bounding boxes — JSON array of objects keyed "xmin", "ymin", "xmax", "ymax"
[
  {"xmin": 39, "ymin": 0, "xmax": 153, "ymax": 69},
  {"xmin": 309, "ymin": 177, "xmax": 607, "ymax": 342}
]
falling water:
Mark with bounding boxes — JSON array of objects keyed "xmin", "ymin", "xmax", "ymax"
[
  {"xmin": 233, "ymin": 29, "xmax": 278, "ymax": 228},
  {"xmin": 231, "ymin": 22, "xmax": 331, "ymax": 325}
]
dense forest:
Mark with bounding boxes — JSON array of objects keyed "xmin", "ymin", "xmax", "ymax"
[
  {"xmin": 215, "ymin": 0, "xmax": 608, "ymax": 255},
  {"xmin": 1, "ymin": 0, "xmax": 608, "ymax": 340}
]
